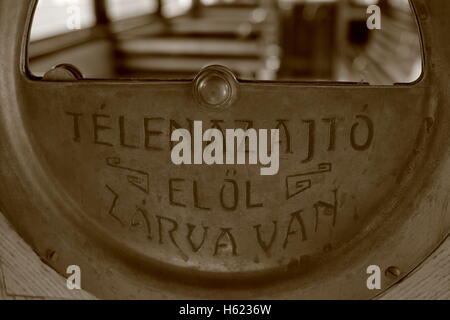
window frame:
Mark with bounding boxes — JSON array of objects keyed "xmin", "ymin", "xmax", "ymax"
[
  {"xmin": 27, "ymin": 0, "xmax": 425, "ymax": 85},
  {"xmin": 28, "ymin": 0, "xmax": 166, "ymax": 60}
]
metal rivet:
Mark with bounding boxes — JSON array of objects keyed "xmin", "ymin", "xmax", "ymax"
[
  {"xmin": 385, "ymin": 266, "xmax": 401, "ymax": 279},
  {"xmin": 42, "ymin": 64, "xmax": 83, "ymax": 81},
  {"xmin": 193, "ymin": 65, "xmax": 238, "ymax": 110},
  {"xmin": 198, "ymin": 74, "xmax": 231, "ymax": 106}
]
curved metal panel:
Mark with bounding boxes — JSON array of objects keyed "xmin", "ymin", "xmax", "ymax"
[{"xmin": 0, "ymin": 0, "xmax": 448, "ymax": 299}]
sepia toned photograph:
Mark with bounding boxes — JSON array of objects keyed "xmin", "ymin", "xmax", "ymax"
[{"xmin": 0, "ymin": 0, "xmax": 448, "ymax": 305}]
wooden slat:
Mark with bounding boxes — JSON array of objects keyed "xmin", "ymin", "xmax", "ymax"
[
  {"xmin": 380, "ymin": 236, "xmax": 450, "ymax": 300},
  {"xmin": 117, "ymin": 38, "xmax": 260, "ymax": 56},
  {"xmin": 119, "ymin": 56, "xmax": 261, "ymax": 74},
  {"xmin": 0, "ymin": 214, "xmax": 94, "ymax": 300}
]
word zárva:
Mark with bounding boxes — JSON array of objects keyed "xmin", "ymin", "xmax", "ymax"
[{"xmin": 171, "ymin": 121, "xmax": 280, "ymax": 176}]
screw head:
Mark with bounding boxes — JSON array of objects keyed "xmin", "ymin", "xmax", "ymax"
[
  {"xmin": 46, "ymin": 249, "xmax": 58, "ymax": 262},
  {"xmin": 385, "ymin": 266, "xmax": 401, "ymax": 279}
]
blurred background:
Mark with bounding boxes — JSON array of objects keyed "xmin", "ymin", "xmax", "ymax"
[{"xmin": 29, "ymin": 0, "xmax": 422, "ymax": 84}]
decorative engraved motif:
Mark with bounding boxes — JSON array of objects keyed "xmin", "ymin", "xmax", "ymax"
[
  {"xmin": 285, "ymin": 163, "xmax": 332, "ymax": 200},
  {"xmin": 106, "ymin": 157, "xmax": 149, "ymax": 194}
]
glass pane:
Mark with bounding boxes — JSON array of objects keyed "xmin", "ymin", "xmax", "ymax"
[
  {"xmin": 107, "ymin": 0, "xmax": 158, "ymax": 21},
  {"xmin": 30, "ymin": 0, "xmax": 96, "ymax": 41},
  {"xmin": 28, "ymin": 0, "xmax": 422, "ymax": 85},
  {"xmin": 163, "ymin": 0, "xmax": 193, "ymax": 18}
]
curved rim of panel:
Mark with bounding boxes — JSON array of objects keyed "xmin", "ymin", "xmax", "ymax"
[{"xmin": 0, "ymin": 0, "xmax": 448, "ymax": 299}]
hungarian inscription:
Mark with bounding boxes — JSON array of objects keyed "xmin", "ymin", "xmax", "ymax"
[
  {"xmin": 65, "ymin": 113, "xmax": 374, "ymax": 161},
  {"xmin": 64, "ymin": 110, "xmax": 375, "ymax": 265}
]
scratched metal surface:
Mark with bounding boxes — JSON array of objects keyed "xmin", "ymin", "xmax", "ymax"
[
  {"xmin": 0, "ymin": 211, "xmax": 447, "ymax": 300},
  {"xmin": 0, "ymin": 0, "xmax": 449, "ymax": 299}
]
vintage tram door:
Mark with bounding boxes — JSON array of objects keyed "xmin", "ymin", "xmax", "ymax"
[{"xmin": 0, "ymin": 0, "xmax": 449, "ymax": 299}]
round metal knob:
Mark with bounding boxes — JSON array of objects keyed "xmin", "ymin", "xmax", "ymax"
[
  {"xmin": 42, "ymin": 64, "xmax": 83, "ymax": 81},
  {"xmin": 198, "ymin": 74, "xmax": 230, "ymax": 106},
  {"xmin": 193, "ymin": 65, "xmax": 238, "ymax": 110}
]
